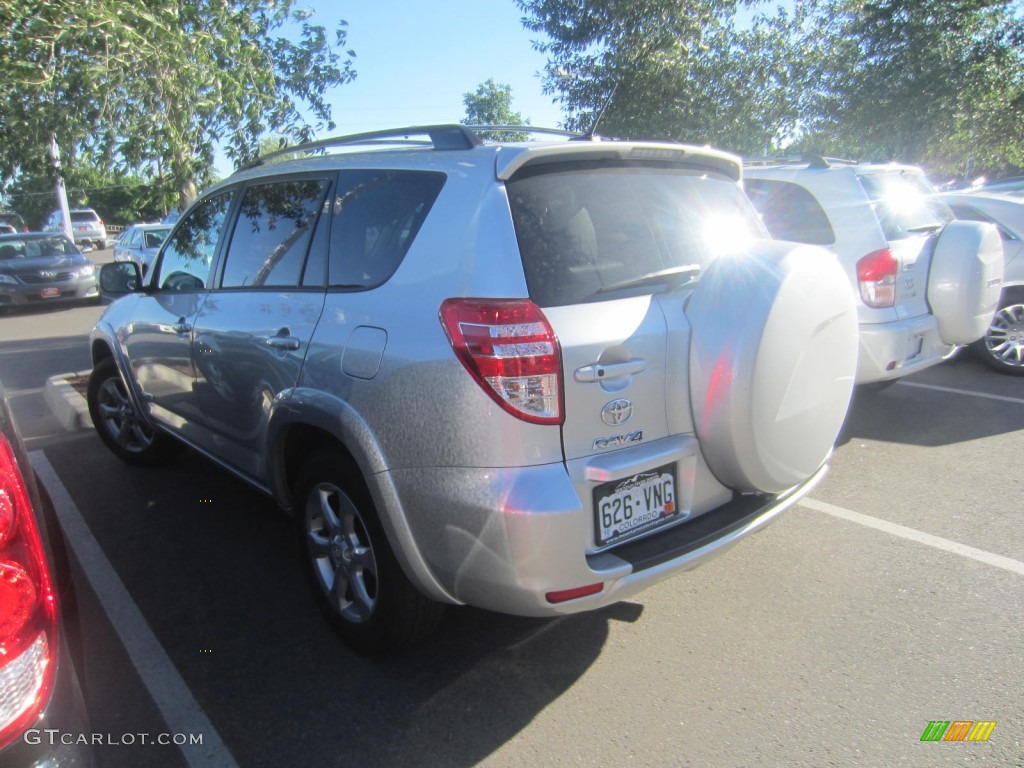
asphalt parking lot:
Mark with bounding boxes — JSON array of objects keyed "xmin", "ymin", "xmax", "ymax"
[{"xmin": 2, "ymin": 291, "xmax": 1022, "ymax": 767}]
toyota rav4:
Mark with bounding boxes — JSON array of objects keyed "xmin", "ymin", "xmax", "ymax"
[
  {"xmin": 744, "ymin": 157, "xmax": 1003, "ymax": 385},
  {"xmin": 89, "ymin": 125, "xmax": 859, "ymax": 653}
]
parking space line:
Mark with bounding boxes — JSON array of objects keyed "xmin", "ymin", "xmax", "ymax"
[
  {"xmin": 896, "ymin": 380, "xmax": 1024, "ymax": 406},
  {"xmin": 799, "ymin": 497, "xmax": 1024, "ymax": 577},
  {"xmin": 31, "ymin": 452, "xmax": 240, "ymax": 768}
]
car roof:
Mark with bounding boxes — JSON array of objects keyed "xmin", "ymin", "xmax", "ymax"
[
  {"xmin": 744, "ymin": 155, "xmax": 922, "ymax": 175},
  {"xmin": 215, "ymin": 124, "xmax": 744, "ymax": 190},
  {"xmin": 0, "ymin": 232, "xmax": 74, "ymax": 242}
]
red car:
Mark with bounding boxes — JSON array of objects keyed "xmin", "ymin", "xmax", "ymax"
[{"xmin": 0, "ymin": 382, "xmax": 93, "ymax": 766}]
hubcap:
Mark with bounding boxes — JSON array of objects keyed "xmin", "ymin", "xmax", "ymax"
[
  {"xmin": 984, "ymin": 303, "xmax": 1024, "ymax": 368},
  {"xmin": 96, "ymin": 376, "xmax": 155, "ymax": 453},
  {"xmin": 305, "ymin": 483, "xmax": 378, "ymax": 624}
]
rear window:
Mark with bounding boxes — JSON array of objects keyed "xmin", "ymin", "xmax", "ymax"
[
  {"xmin": 508, "ymin": 163, "xmax": 766, "ymax": 307},
  {"xmin": 70, "ymin": 211, "xmax": 100, "ymax": 223},
  {"xmin": 857, "ymin": 172, "xmax": 953, "ymax": 241},
  {"xmin": 744, "ymin": 179, "xmax": 836, "ymax": 245}
]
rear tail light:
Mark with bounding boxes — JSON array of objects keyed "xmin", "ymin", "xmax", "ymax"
[
  {"xmin": 440, "ymin": 298, "xmax": 564, "ymax": 425},
  {"xmin": 0, "ymin": 435, "xmax": 57, "ymax": 751},
  {"xmin": 856, "ymin": 249, "xmax": 898, "ymax": 308}
]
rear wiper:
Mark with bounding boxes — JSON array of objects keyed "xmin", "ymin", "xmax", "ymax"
[
  {"xmin": 907, "ymin": 223, "xmax": 943, "ymax": 234},
  {"xmin": 596, "ymin": 265, "xmax": 701, "ymax": 295}
]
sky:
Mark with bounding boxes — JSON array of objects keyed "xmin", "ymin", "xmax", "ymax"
[{"xmin": 217, "ymin": 0, "xmax": 565, "ymax": 174}]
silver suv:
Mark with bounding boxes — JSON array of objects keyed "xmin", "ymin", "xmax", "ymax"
[
  {"xmin": 744, "ymin": 157, "xmax": 1003, "ymax": 385},
  {"xmin": 44, "ymin": 208, "xmax": 107, "ymax": 250},
  {"xmin": 88, "ymin": 125, "xmax": 859, "ymax": 653}
]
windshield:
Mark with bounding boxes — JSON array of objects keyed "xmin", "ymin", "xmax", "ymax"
[
  {"xmin": 857, "ymin": 171, "xmax": 953, "ymax": 241},
  {"xmin": 508, "ymin": 163, "xmax": 766, "ymax": 307},
  {"xmin": 0, "ymin": 236, "xmax": 78, "ymax": 259}
]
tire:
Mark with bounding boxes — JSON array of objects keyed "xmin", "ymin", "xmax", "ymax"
[
  {"xmin": 295, "ymin": 451, "xmax": 443, "ymax": 654},
  {"xmin": 87, "ymin": 358, "xmax": 173, "ymax": 464},
  {"xmin": 972, "ymin": 289, "xmax": 1024, "ymax": 375}
]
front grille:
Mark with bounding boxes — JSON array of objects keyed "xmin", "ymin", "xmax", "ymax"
[{"xmin": 20, "ymin": 272, "xmax": 75, "ymax": 284}]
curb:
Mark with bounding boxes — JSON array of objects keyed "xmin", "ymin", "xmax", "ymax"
[{"xmin": 44, "ymin": 371, "xmax": 92, "ymax": 431}]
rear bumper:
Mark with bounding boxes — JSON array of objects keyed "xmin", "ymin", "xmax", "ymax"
[
  {"xmin": 384, "ymin": 458, "xmax": 827, "ymax": 618},
  {"xmin": 857, "ymin": 314, "xmax": 956, "ymax": 384}
]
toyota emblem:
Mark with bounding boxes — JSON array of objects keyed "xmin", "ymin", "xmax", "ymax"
[{"xmin": 601, "ymin": 399, "xmax": 633, "ymax": 426}]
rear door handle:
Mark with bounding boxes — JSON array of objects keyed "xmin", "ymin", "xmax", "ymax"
[
  {"xmin": 263, "ymin": 329, "xmax": 301, "ymax": 351},
  {"xmin": 574, "ymin": 359, "xmax": 646, "ymax": 382}
]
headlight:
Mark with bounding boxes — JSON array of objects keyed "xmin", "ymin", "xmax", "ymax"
[
  {"xmin": 74, "ymin": 264, "xmax": 96, "ymax": 278},
  {"xmin": 0, "ymin": 274, "xmax": 16, "ymax": 285}
]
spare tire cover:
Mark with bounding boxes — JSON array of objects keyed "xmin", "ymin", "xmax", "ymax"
[
  {"xmin": 687, "ymin": 241, "xmax": 858, "ymax": 493},
  {"xmin": 927, "ymin": 220, "xmax": 1003, "ymax": 345}
]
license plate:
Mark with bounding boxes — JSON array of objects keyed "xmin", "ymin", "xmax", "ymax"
[
  {"xmin": 40, "ymin": 287, "xmax": 61, "ymax": 299},
  {"xmin": 593, "ymin": 463, "xmax": 681, "ymax": 548}
]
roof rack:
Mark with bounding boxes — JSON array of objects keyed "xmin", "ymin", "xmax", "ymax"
[
  {"xmin": 743, "ymin": 154, "xmax": 859, "ymax": 169},
  {"xmin": 243, "ymin": 124, "xmax": 584, "ymax": 170},
  {"xmin": 465, "ymin": 125, "xmax": 583, "ymax": 140},
  {"xmin": 243, "ymin": 125, "xmax": 481, "ymax": 169}
]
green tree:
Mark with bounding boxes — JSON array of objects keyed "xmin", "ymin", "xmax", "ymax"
[
  {"xmin": 0, "ymin": 1, "xmax": 356, "ymax": 211},
  {"xmin": 517, "ymin": 0, "xmax": 814, "ymax": 153},
  {"xmin": 799, "ymin": 0, "xmax": 1024, "ymax": 180},
  {"xmin": 5, "ymin": 163, "xmax": 170, "ymax": 229},
  {"xmin": 462, "ymin": 79, "xmax": 531, "ymax": 140}
]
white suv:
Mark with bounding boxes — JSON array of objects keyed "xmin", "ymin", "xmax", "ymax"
[
  {"xmin": 88, "ymin": 126, "xmax": 860, "ymax": 653},
  {"xmin": 744, "ymin": 157, "xmax": 1003, "ymax": 385}
]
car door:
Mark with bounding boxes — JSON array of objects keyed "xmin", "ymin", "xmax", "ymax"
[
  {"xmin": 122, "ymin": 190, "xmax": 234, "ymax": 439},
  {"xmin": 189, "ymin": 174, "xmax": 333, "ymax": 482}
]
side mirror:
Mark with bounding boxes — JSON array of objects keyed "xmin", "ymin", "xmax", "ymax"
[{"xmin": 99, "ymin": 262, "xmax": 143, "ymax": 298}]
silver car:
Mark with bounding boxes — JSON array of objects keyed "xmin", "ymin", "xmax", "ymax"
[
  {"xmin": 88, "ymin": 125, "xmax": 859, "ymax": 653},
  {"xmin": 112, "ymin": 223, "xmax": 171, "ymax": 276},
  {"xmin": 941, "ymin": 190, "xmax": 1024, "ymax": 374},
  {"xmin": 44, "ymin": 208, "xmax": 107, "ymax": 250}
]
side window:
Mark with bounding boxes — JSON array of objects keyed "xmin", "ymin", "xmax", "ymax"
[
  {"xmin": 329, "ymin": 170, "xmax": 445, "ymax": 288},
  {"xmin": 744, "ymin": 179, "xmax": 836, "ymax": 245},
  {"xmin": 301, "ymin": 195, "xmax": 333, "ymax": 288},
  {"xmin": 949, "ymin": 203, "xmax": 1016, "ymax": 241},
  {"xmin": 127, "ymin": 229, "xmax": 142, "ymax": 247},
  {"xmin": 220, "ymin": 178, "xmax": 329, "ymax": 289},
  {"xmin": 156, "ymin": 191, "xmax": 234, "ymax": 291}
]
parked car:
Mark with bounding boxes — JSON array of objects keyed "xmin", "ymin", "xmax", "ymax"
[
  {"xmin": 0, "ymin": 223, "xmax": 15, "ymax": 236},
  {"xmin": 0, "ymin": 233, "xmax": 98, "ymax": 310},
  {"xmin": 0, "ymin": 380, "xmax": 93, "ymax": 767},
  {"xmin": 112, "ymin": 223, "xmax": 172, "ymax": 276},
  {"xmin": 44, "ymin": 208, "xmax": 107, "ymax": 250},
  {"xmin": 744, "ymin": 156, "xmax": 1003, "ymax": 385},
  {"xmin": 940, "ymin": 190, "xmax": 1024, "ymax": 374},
  {"xmin": 89, "ymin": 124, "xmax": 859, "ymax": 654},
  {"xmin": 978, "ymin": 176, "xmax": 1024, "ymax": 196},
  {"xmin": 0, "ymin": 211, "xmax": 28, "ymax": 233}
]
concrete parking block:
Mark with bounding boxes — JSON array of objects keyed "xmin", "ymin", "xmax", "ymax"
[{"xmin": 44, "ymin": 370, "xmax": 92, "ymax": 431}]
